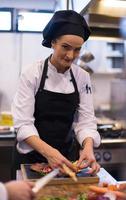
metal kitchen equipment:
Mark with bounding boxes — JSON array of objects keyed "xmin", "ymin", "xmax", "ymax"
[{"xmin": 95, "ymin": 118, "xmax": 126, "ymax": 181}]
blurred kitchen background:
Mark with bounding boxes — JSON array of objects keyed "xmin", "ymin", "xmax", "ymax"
[{"xmin": 0, "ymin": 0, "xmax": 126, "ymax": 182}]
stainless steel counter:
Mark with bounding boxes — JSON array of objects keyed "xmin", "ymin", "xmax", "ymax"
[{"xmin": 101, "ymin": 138, "xmax": 126, "ymax": 144}]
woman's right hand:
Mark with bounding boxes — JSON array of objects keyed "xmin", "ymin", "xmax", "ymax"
[
  {"xmin": 45, "ymin": 147, "xmax": 76, "ymax": 173},
  {"xmin": 25, "ymin": 136, "xmax": 76, "ymax": 173}
]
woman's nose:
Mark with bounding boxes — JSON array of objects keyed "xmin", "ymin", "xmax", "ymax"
[{"xmin": 66, "ymin": 50, "xmax": 74, "ymax": 59}]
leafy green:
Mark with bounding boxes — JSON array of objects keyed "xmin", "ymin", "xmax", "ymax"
[
  {"xmin": 77, "ymin": 193, "xmax": 88, "ymax": 200},
  {"xmin": 39, "ymin": 193, "xmax": 88, "ymax": 200}
]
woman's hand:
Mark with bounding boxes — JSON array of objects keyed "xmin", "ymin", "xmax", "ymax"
[
  {"xmin": 45, "ymin": 147, "xmax": 76, "ymax": 173},
  {"xmin": 25, "ymin": 136, "xmax": 76, "ymax": 173},
  {"xmin": 76, "ymin": 138, "xmax": 100, "ymax": 175}
]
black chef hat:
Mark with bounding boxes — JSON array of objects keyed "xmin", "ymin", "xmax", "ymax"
[{"xmin": 42, "ymin": 10, "xmax": 91, "ymax": 48}]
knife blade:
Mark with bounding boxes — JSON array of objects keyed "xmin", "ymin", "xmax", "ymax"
[{"xmin": 32, "ymin": 168, "xmax": 59, "ymax": 193}]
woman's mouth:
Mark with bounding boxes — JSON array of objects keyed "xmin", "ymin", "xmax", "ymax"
[{"xmin": 64, "ymin": 59, "xmax": 73, "ymax": 64}]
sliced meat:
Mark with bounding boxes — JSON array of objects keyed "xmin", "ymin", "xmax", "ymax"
[{"xmin": 30, "ymin": 163, "xmax": 52, "ymax": 174}]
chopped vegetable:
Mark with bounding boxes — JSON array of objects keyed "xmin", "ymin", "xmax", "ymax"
[
  {"xmin": 96, "ymin": 196, "xmax": 110, "ymax": 200},
  {"xmin": 77, "ymin": 193, "xmax": 88, "ymax": 200}
]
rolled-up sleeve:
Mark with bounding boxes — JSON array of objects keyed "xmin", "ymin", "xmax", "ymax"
[{"xmin": 73, "ymin": 71, "xmax": 101, "ymax": 147}]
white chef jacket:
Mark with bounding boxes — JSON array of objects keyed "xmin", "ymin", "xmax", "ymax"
[
  {"xmin": 0, "ymin": 183, "xmax": 8, "ymax": 200},
  {"xmin": 12, "ymin": 59, "xmax": 101, "ymax": 154}
]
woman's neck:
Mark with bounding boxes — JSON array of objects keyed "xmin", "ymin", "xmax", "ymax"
[{"xmin": 49, "ymin": 55, "xmax": 68, "ymax": 73}]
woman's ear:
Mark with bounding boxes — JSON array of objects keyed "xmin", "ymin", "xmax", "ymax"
[
  {"xmin": 51, "ymin": 39, "xmax": 56, "ymax": 49},
  {"xmin": 51, "ymin": 42, "xmax": 54, "ymax": 48}
]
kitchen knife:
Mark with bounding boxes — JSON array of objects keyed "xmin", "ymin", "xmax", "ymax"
[{"xmin": 32, "ymin": 168, "xmax": 59, "ymax": 193}]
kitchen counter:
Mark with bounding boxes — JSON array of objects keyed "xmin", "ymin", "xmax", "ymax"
[
  {"xmin": 100, "ymin": 138, "xmax": 126, "ymax": 148},
  {"xmin": 0, "ymin": 131, "xmax": 15, "ymax": 182},
  {"xmin": 102, "ymin": 138, "xmax": 126, "ymax": 144},
  {"xmin": 0, "ymin": 132, "xmax": 15, "ymax": 146}
]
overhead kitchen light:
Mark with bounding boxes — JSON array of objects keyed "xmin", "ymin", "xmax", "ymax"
[{"xmin": 103, "ymin": 0, "xmax": 126, "ymax": 8}]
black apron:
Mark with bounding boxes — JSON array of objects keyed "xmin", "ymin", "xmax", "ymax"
[{"xmin": 13, "ymin": 57, "xmax": 80, "ymax": 173}]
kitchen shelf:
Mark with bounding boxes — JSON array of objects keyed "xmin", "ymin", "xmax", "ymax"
[
  {"xmin": 83, "ymin": 38, "xmax": 125, "ymax": 73},
  {"xmin": 106, "ymin": 41, "xmax": 124, "ymax": 69},
  {"xmin": 106, "ymin": 54, "xmax": 123, "ymax": 58}
]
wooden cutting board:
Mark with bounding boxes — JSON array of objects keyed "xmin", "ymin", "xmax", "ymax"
[{"xmin": 21, "ymin": 164, "xmax": 99, "ymax": 184}]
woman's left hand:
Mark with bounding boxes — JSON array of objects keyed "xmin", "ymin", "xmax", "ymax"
[{"xmin": 76, "ymin": 138, "xmax": 100, "ymax": 175}]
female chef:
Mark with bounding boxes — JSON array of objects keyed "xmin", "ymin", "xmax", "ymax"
[{"xmin": 12, "ymin": 10, "xmax": 101, "ymax": 174}]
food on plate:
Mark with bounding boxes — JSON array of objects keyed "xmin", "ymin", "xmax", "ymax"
[
  {"xmin": 30, "ymin": 163, "xmax": 52, "ymax": 176},
  {"xmin": 38, "ymin": 188, "xmax": 126, "ymax": 200},
  {"xmin": 30, "ymin": 162, "xmax": 78, "ymax": 180},
  {"xmin": 30, "ymin": 161, "xmax": 80, "ymax": 177},
  {"xmin": 96, "ymin": 197, "xmax": 110, "ymax": 200},
  {"xmin": 38, "ymin": 192, "xmax": 110, "ymax": 200},
  {"xmin": 33, "ymin": 175, "xmax": 126, "ymax": 200},
  {"xmin": 39, "ymin": 193, "xmax": 87, "ymax": 200},
  {"xmin": 89, "ymin": 184, "xmax": 126, "ymax": 199}
]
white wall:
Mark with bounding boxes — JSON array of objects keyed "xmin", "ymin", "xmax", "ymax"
[
  {"xmin": 21, "ymin": 33, "xmax": 52, "ymax": 71},
  {"xmin": 0, "ymin": 32, "xmax": 52, "ymax": 112},
  {"xmin": 0, "ymin": 33, "xmax": 20, "ymax": 111}
]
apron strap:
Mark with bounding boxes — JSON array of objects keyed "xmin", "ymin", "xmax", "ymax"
[
  {"xmin": 39, "ymin": 57, "xmax": 49, "ymax": 89},
  {"xmin": 70, "ymin": 69, "xmax": 79, "ymax": 95}
]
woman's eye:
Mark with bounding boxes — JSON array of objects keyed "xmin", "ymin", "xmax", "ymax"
[{"xmin": 62, "ymin": 45, "xmax": 70, "ymax": 50}]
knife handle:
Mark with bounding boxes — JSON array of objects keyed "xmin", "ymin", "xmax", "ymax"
[{"xmin": 32, "ymin": 168, "xmax": 59, "ymax": 193}]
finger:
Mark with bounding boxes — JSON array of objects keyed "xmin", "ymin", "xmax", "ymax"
[
  {"xmin": 88, "ymin": 162, "xmax": 100, "ymax": 175},
  {"xmin": 94, "ymin": 162, "xmax": 100, "ymax": 173},
  {"xmin": 87, "ymin": 162, "xmax": 97, "ymax": 174},
  {"xmin": 31, "ymin": 190, "xmax": 36, "ymax": 198},
  {"xmin": 88, "ymin": 162, "xmax": 99, "ymax": 175},
  {"xmin": 51, "ymin": 163, "xmax": 59, "ymax": 169},
  {"xmin": 27, "ymin": 181, "xmax": 35, "ymax": 188},
  {"xmin": 80, "ymin": 162, "xmax": 89, "ymax": 169},
  {"xmin": 96, "ymin": 163, "xmax": 101, "ymax": 173},
  {"xmin": 77, "ymin": 157, "xmax": 87, "ymax": 168},
  {"xmin": 87, "ymin": 167, "xmax": 96, "ymax": 175},
  {"xmin": 78, "ymin": 158, "xmax": 95, "ymax": 169},
  {"xmin": 65, "ymin": 161, "xmax": 77, "ymax": 172}
]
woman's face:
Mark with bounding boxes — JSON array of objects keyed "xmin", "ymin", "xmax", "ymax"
[{"xmin": 51, "ymin": 35, "xmax": 84, "ymax": 73}]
